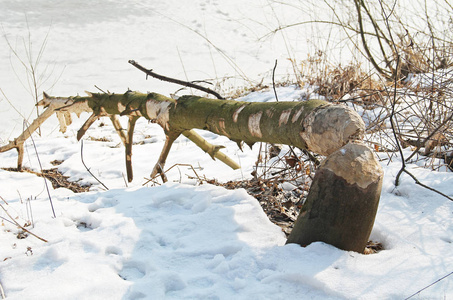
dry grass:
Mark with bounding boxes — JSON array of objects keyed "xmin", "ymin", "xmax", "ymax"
[
  {"xmin": 298, "ymin": 53, "xmax": 386, "ymax": 106},
  {"xmin": 295, "ymin": 49, "xmax": 453, "ymax": 171}
]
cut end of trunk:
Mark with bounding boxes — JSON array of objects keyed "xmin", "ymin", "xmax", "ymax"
[
  {"xmin": 301, "ymin": 105, "xmax": 366, "ymax": 156},
  {"xmin": 321, "ymin": 141, "xmax": 383, "ymax": 189}
]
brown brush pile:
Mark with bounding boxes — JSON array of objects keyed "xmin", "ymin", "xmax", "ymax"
[
  {"xmin": 2, "ymin": 161, "xmax": 90, "ymax": 193},
  {"xmin": 208, "ymin": 177, "xmax": 304, "ymax": 236},
  {"xmin": 301, "ymin": 60, "xmax": 385, "ymax": 106}
]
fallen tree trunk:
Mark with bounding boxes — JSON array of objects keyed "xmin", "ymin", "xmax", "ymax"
[
  {"xmin": 1, "ymin": 90, "xmax": 383, "ymax": 252},
  {"xmin": 51, "ymin": 91, "xmax": 366, "ymax": 182},
  {"xmin": 62, "ymin": 91, "xmax": 365, "ymax": 154}
]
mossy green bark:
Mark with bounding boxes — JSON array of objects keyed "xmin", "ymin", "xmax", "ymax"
[
  {"xmin": 75, "ymin": 91, "xmax": 364, "ymax": 156},
  {"xmin": 170, "ymin": 96, "xmax": 327, "ymax": 150},
  {"xmin": 72, "ymin": 91, "xmax": 165, "ymax": 116}
]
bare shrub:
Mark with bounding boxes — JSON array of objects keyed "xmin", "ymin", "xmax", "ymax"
[{"xmin": 299, "ymin": 51, "xmax": 385, "ymax": 105}]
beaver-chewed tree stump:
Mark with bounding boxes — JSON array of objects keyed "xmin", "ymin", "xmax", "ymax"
[{"xmin": 286, "ymin": 142, "xmax": 383, "ymax": 252}]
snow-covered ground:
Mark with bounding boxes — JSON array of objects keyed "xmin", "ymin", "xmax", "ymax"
[{"xmin": 1, "ymin": 1, "xmax": 452, "ymax": 299}]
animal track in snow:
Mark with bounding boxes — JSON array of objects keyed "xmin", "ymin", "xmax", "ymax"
[{"xmin": 119, "ymin": 260, "xmax": 147, "ymax": 280}]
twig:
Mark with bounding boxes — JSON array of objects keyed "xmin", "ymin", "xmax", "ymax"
[
  {"xmin": 0, "ymin": 216, "xmax": 16, "ymax": 226},
  {"xmin": 401, "ymin": 168, "xmax": 453, "ymax": 201},
  {"xmin": 0, "ymin": 88, "xmax": 27, "ymax": 121},
  {"xmin": 121, "ymin": 172, "xmax": 128, "ymax": 188},
  {"xmin": 405, "ymin": 111, "xmax": 453, "ymax": 162},
  {"xmin": 0, "ymin": 277, "xmax": 5, "ymax": 299},
  {"xmin": 128, "ymin": 60, "xmax": 224, "ymax": 99},
  {"xmin": 378, "ymin": 0, "xmax": 406, "ymax": 186},
  {"xmin": 253, "ymin": 143, "xmax": 263, "ymax": 180},
  {"xmin": 143, "ymin": 163, "xmax": 202, "ymax": 186},
  {"xmin": 26, "ymin": 196, "xmax": 34, "ymax": 228},
  {"xmin": 272, "ymin": 59, "xmax": 279, "ymax": 102},
  {"xmin": 80, "ymin": 140, "xmax": 109, "ymax": 190},
  {"xmin": 0, "ymin": 198, "xmax": 48, "ymax": 243},
  {"xmin": 405, "ymin": 271, "xmax": 453, "ymax": 299},
  {"xmin": 176, "ymin": 46, "xmax": 193, "ymax": 95},
  {"xmin": 28, "ymin": 126, "xmax": 56, "ymax": 218},
  {"xmin": 94, "ymin": 85, "xmax": 107, "ymax": 94},
  {"xmin": 378, "ymin": 0, "xmax": 453, "ymax": 202},
  {"xmin": 390, "ymin": 58, "xmax": 406, "ymax": 187}
]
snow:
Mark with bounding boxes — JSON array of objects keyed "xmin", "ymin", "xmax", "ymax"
[
  {"xmin": 1, "ymin": 162, "xmax": 452, "ymax": 299},
  {"xmin": 1, "ymin": 1, "xmax": 453, "ymax": 299}
]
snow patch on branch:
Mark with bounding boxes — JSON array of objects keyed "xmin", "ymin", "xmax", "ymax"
[
  {"xmin": 248, "ymin": 111, "xmax": 263, "ymax": 138},
  {"xmin": 146, "ymin": 100, "xmax": 171, "ymax": 130},
  {"xmin": 233, "ymin": 105, "xmax": 247, "ymax": 123},
  {"xmin": 279, "ymin": 109, "xmax": 291, "ymax": 126},
  {"xmin": 292, "ymin": 107, "xmax": 304, "ymax": 123}
]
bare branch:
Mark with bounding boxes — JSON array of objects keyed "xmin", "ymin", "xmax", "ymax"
[
  {"xmin": 0, "ymin": 197, "xmax": 48, "ymax": 242},
  {"xmin": 272, "ymin": 59, "xmax": 279, "ymax": 102},
  {"xmin": 355, "ymin": 0, "xmax": 392, "ymax": 80},
  {"xmin": 402, "ymin": 168, "xmax": 453, "ymax": 201},
  {"xmin": 128, "ymin": 60, "xmax": 224, "ymax": 99},
  {"xmin": 80, "ymin": 140, "xmax": 109, "ymax": 191}
]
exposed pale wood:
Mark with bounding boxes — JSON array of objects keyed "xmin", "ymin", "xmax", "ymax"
[{"xmin": 0, "ymin": 104, "xmax": 58, "ymax": 169}]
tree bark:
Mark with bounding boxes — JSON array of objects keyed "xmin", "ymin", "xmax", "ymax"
[
  {"xmin": 52, "ymin": 91, "xmax": 365, "ymax": 187},
  {"xmin": 0, "ymin": 92, "xmax": 240, "ymax": 175},
  {"xmin": 0, "ymin": 94, "xmax": 84, "ymax": 170},
  {"xmin": 71, "ymin": 91, "xmax": 366, "ymax": 156}
]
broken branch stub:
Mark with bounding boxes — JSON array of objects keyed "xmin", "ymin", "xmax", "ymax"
[{"xmin": 0, "ymin": 94, "xmax": 89, "ymax": 170}]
